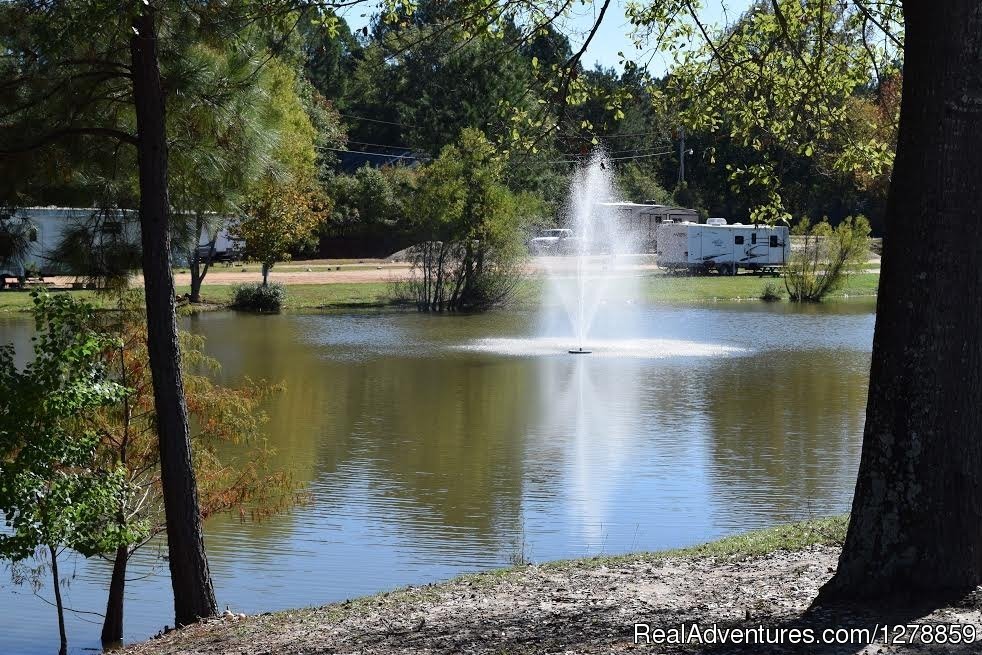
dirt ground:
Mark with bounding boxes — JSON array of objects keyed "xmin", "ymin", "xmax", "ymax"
[
  {"xmin": 172, "ymin": 263, "xmax": 411, "ymax": 286},
  {"xmin": 32, "ymin": 250, "xmax": 880, "ymax": 288},
  {"xmin": 122, "ymin": 545, "xmax": 981, "ymax": 655}
]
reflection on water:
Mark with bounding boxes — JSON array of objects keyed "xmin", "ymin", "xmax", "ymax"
[{"xmin": 0, "ymin": 300, "xmax": 874, "ymax": 654}]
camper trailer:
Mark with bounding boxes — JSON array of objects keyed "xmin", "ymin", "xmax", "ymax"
[
  {"xmin": 597, "ymin": 202, "xmax": 699, "ymax": 253},
  {"xmin": 0, "ymin": 207, "xmax": 142, "ymax": 279},
  {"xmin": 0, "ymin": 207, "xmax": 240, "ymax": 278},
  {"xmin": 655, "ymin": 218, "xmax": 790, "ymax": 275},
  {"xmin": 529, "ymin": 203, "xmax": 699, "ymax": 256}
]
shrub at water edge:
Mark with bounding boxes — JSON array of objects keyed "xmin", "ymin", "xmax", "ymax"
[{"xmin": 232, "ymin": 282, "xmax": 286, "ymax": 313}]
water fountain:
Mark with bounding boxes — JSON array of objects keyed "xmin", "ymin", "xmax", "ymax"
[
  {"xmin": 460, "ymin": 150, "xmax": 745, "ymax": 359},
  {"xmin": 542, "ymin": 150, "xmax": 643, "ymax": 354}
]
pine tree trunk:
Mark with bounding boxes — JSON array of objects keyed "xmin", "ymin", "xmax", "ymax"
[
  {"xmin": 49, "ymin": 544, "xmax": 67, "ymax": 655},
  {"xmin": 130, "ymin": 9, "xmax": 217, "ymax": 626},
  {"xmin": 819, "ymin": 2, "xmax": 982, "ymax": 602},
  {"xmin": 189, "ymin": 216, "xmax": 203, "ymax": 304},
  {"xmin": 189, "ymin": 250, "xmax": 201, "ymax": 303},
  {"xmin": 189, "ymin": 214, "xmax": 215, "ymax": 304},
  {"xmin": 100, "ymin": 545, "xmax": 128, "ymax": 646}
]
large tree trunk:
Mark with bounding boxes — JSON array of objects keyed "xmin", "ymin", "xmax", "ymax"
[
  {"xmin": 130, "ymin": 10, "xmax": 217, "ymax": 626},
  {"xmin": 100, "ymin": 545, "xmax": 128, "ymax": 646},
  {"xmin": 819, "ymin": 2, "xmax": 982, "ymax": 602}
]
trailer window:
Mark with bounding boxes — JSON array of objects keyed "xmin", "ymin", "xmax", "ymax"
[
  {"xmin": 770, "ymin": 235, "xmax": 779, "ymax": 248},
  {"xmin": 734, "ymin": 235, "xmax": 744, "ymax": 245},
  {"xmin": 751, "ymin": 233, "xmax": 757, "ymax": 244}
]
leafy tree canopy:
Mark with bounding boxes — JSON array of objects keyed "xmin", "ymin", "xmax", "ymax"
[{"xmin": 627, "ymin": 0, "xmax": 902, "ymax": 223}]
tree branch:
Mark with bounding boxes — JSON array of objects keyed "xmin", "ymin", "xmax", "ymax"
[
  {"xmin": 852, "ymin": 0, "xmax": 903, "ymax": 49},
  {"xmin": 0, "ymin": 127, "xmax": 137, "ymax": 154}
]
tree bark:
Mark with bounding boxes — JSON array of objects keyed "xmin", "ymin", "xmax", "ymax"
[
  {"xmin": 261, "ymin": 262, "xmax": 270, "ymax": 286},
  {"xmin": 50, "ymin": 544, "xmax": 67, "ymax": 655},
  {"xmin": 101, "ymin": 545, "xmax": 128, "ymax": 646},
  {"xmin": 819, "ymin": 2, "xmax": 982, "ymax": 602},
  {"xmin": 189, "ymin": 248, "xmax": 201, "ymax": 303},
  {"xmin": 130, "ymin": 9, "xmax": 217, "ymax": 625}
]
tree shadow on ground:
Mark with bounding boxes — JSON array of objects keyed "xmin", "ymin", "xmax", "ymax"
[
  {"xmin": 679, "ymin": 593, "xmax": 982, "ymax": 655},
  {"xmin": 338, "ymin": 589, "xmax": 982, "ymax": 654}
]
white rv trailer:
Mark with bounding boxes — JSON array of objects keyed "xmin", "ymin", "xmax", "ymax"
[
  {"xmin": 655, "ymin": 218, "xmax": 790, "ymax": 275},
  {"xmin": 595, "ymin": 202, "xmax": 699, "ymax": 253},
  {"xmin": 0, "ymin": 207, "xmax": 239, "ymax": 278}
]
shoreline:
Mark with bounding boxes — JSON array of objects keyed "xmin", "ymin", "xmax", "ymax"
[{"xmin": 119, "ymin": 516, "xmax": 980, "ymax": 654}]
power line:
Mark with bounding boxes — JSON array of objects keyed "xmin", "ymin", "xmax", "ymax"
[
  {"xmin": 338, "ymin": 113, "xmax": 419, "ymax": 129},
  {"xmin": 558, "ymin": 130, "xmax": 672, "ymax": 140},
  {"xmin": 532, "ymin": 149, "xmax": 675, "ymax": 165},
  {"xmin": 318, "ymin": 146, "xmax": 424, "ymax": 161},
  {"xmin": 345, "ymin": 139, "xmax": 416, "ymax": 151},
  {"xmin": 337, "ymin": 112, "xmax": 671, "ymax": 143},
  {"xmin": 606, "ymin": 145, "xmax": 677, "ymax": 156},
  {"xmin": 319, "ymin": 145, "xmax": 674, "ymax": 167}
]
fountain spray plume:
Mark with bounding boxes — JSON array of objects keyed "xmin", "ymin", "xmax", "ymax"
[{"xmin": 538, "ymin": 149, "xmax": 643, "ymax": 354}]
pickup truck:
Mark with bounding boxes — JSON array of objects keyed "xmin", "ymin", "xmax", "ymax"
[{"xmin": 528, "ymin": 229, "xmax": 585, "ymax": 255}]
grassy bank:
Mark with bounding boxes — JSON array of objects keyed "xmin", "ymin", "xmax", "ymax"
[
  {"xmin": 122, "ymin": 517, "xmax": 852, "ymax": 655},
  {"xmin": 0, "ymin": 273, "xmax": 878, "ymax": 313},
  {"xmin": 0, "ymin": 282, "xmax": 395, "ymax": 313},
  {"xmin": 636, "ymin": 272, "xmax": 877, "ymax": 303},
  {"xmin": 209, "ymin": 282, "xmax": 395, "ymax": 310},
  {"xmin": 564, "ymin": 514, "xmax": 848, "ymax": 568}
]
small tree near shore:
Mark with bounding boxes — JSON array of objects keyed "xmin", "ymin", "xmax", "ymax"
[
  {"xmin": 236, "ymin": 177, "xmax": 329, "ymax": 286},
  {"xmin": 0, "ymin": 293, "xmax": 133, "ymax": 655},
  {"xmin": 90, "ymin": 300, "xmax": 299, "ymax": 645},
  {"xmin": 407, "ymin": 129, "xmax": 536, "ymax": 312},
  {"xmin": 784, "ymin": 215, "xmax": 871, "ymax": 302},
  {"xmin": 233, "ymin": 60, "xmax": 327, "ymax": 288}
]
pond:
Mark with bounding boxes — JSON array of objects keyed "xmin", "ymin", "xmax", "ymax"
[{"xmin": 0, "ymin": 300, "xmax": 875, "ymax": 654}]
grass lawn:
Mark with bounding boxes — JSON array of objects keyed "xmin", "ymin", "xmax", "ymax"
[
  {"xmin": 636, "ymin": 271, "xmax": 878, "ymax": 303},
  {"xmin": 0, "ymin": 273, "xmax": 879, "ymax": 313},
  {"xmin": 191, "ymin": 282, "xmax": 395, "ymax": 310},
  {"xmin": 551, "ymin": 514, "xmax": 850, "ymax": 570},
  {"xmin": 515, "ymin": 272, "xmax": 878, "ymax": 305},
  {"xmin": 0, "ymin": 288, "xmax": 103, "ymax": 312}
]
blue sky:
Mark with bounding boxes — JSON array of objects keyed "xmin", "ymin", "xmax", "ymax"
[{"xmin": 337, "ymin": 1, "xmax": 752, "ymax": 76}]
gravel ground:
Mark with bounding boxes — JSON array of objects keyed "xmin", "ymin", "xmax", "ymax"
[{"xmin": 121, "ymin": 545, "xmax": 982, "ymax": 655}]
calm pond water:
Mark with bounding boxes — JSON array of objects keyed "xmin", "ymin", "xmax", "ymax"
[{"xmin": 0, "ymin": 300, "xmax": 874, "ymax": 654}]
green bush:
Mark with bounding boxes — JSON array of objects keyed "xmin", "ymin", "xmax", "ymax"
[
  {"xmin": 759, "ymin": 282, "xmax": 783, "ymax": 302},
  {"xmin": 785, "ymin": 215, "xmax": 871, "ymax": 302},
  {"xmin": 232, "ymin": 282, "xmax": 285, "ymax": 313}
]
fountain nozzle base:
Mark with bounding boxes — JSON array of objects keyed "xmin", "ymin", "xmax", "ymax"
[{"xmin": 568, "ymin": 348, "xmax": 592, "ymax": 354}]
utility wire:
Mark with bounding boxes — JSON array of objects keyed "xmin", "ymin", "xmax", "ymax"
[
  {"xmin": 345, "ymin": 139, "xmax": 416, "ymax": 151},
  {"xmin": 530, "ymin": 149, "xmax": 675, "ymax": 165},
  {"xmin": 318, "ymin": 146, "xmax": 423, "ymax": 161},
  {"xmin": 320, "ymin": 145, "xmax": 675, "ymax": 166},
  {"xmin": 338, "ymin": 113, "xmax": 420, "ymax": 129},
  {"xmin": 339, "ymin": 113, "xmax": 672, "ymax": 144},
  {"xmin": 606, "ymin": 145, "xmax": 678, "ymax": 156},
  {"xmin": 558, "ymin": 130, "xmax": 673, "ymax": 140}
]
